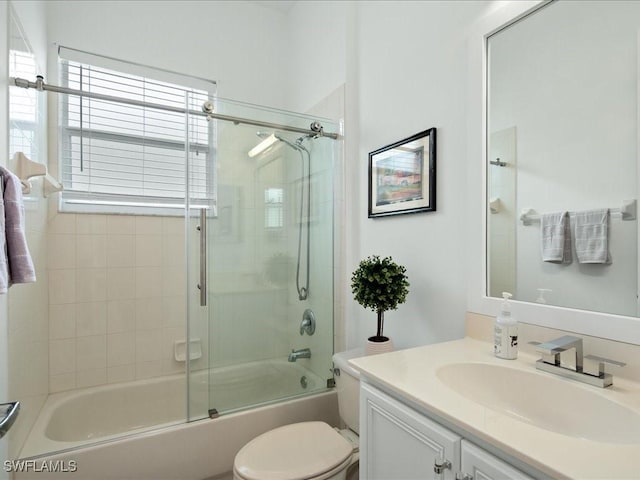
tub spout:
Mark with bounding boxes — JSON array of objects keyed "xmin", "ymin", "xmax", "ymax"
[{"xmin": 288, "ymin": 348, "xmax": 311, "ymax": 362}]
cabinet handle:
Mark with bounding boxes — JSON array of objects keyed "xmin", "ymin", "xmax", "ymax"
[
  {"xmin": 456, "ymin": 474, "xmax": 474, "ymax": 480},
  {"xmin": 434, "ymin": 455, "xmax": 452, "ymax": 480}
]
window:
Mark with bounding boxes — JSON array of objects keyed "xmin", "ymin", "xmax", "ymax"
[
  {"xmin": 9, "ymin": 49, "xmax": 40, "ymax": 161},
  {"xmin": 58, "ymin": 47, "xmax": 216, "ymax": 214},
  {"xmin": 264, "ymin": 187, "xmax": 284, "ymax": 229}
]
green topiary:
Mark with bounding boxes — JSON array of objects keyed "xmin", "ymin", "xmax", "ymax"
[{"xmin": 351, "ymin": 255, "xmax": 410, "ymax": 341}]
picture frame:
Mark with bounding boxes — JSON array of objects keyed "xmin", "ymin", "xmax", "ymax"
[{"xmin": 368, "ymin": 128, "xmax": 436, "ymax": 218}]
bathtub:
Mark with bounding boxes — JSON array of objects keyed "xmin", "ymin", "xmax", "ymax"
[{"xmin": 16, "ymin": 360, "xmax": 338, "ymax": 479}]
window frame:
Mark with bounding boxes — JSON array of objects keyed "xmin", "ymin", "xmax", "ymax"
[{"xmin": 57, "ymin": 48, "xmax": 217, "ymax": 216}]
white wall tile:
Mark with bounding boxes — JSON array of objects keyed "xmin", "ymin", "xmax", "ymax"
[
  {"xmin": 50, "ymin": 372, "xmax": 76, "ymax": 393},
  {"xmin": 76, "ymin": 335, "xmax": 107, "ymax": 371},
  {"xmin": 162, "ymin": 234, "xmax": 185, "ymax": 267},
  {"xmin": 49, "ymin": 304, "xmax": 76, "ymax": 339},
  {"xmin": 47, "ymin": 234, "xmax": 76, "ymax": 269},
  {"xmin": 76, "ymin": 235, "xmax": 107, "ymax": 268},
  {"xmin": 76, "ymin": 302, "xmax": 107, "ymax": 336},
  {"xmin": 50, "ymin": 338, "xmax": 76, "ymax": 375},
  {"xmin": 107, "ymin": 364, "xmax": 135, "ymax": 384},
  {"xmin": 135, "ymin": 360, "xmax": 162, "ymax": 380},
  {"xmin": 162, "ymin": 296, "xmax": 186, "ymax": 328},
  {"xmin": 136, "ymin": 216, "xmax": 162, "ymax": 235},
  {"xmin": 162, "ymin": 266, "xmax": 186, "ymax": 297},
  {"xmin": 44, "ymin": 213, "xmax": 191, "ymax": 391},
  {"xmin": 107, "ymin": 333, "xmax": 135, "ymax": 366},
  {"xmin": 162, "ymin": 358, "xmax": 184, "ymax": 375},
  {"xmin": 48, "ymin": 269, "xmax": 76, "ymax": 305},
  {"xmin": 136, "ymin": 235, "xmax": 162, "ymax": 266},
  {"xmin": 162, "ymin": 326, "xmax": 184, "ymax": 362},
  {"xmin": 107, "ymin": 235, "xmax": 135, "ymax": 267},
  {"xmin": 76, "ymin": 269, "xmax": 107, "ymax": 302},
  {"xmin": 135, "ymin": 329, "xmax": 163, "ymax": 362},
  {"xmin": 77, "ymin": 368, "xmax": 106, "ymax": 388},
  {"xmin": 9, "ymin": 340, "xmax": 48, "ymax": 397},
  {"xmin": 135, "ymin": 298, "xmax": 163, "ymax": 330},
  {"xmin": 107, "ymin": 268, "xmax": 136, "ymax": 300},
  {"xmin": 107, "ymin": 215, "xmax": 135, "ymax": 235},
  {"xmin": 162, "ymin": 217, "xmax": 183, "ymax": 235},
  {"xmin": 107, "ymin": 299, "xmax": 136, "ymax": 333},
  {"xmin": 76, "ymin": 214, "xmax": 107, "ymax": 235},
  {"xmin": 48, "ymin": 213, "xmax": 76, "ymax": 234},
  {"xmin": 136, "ymin": 267, "xmax": 163, "ymax": 298}
]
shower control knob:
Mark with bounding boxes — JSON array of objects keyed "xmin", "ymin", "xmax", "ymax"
[{"xmin": 300, "ymin": 309, "xmax": 316, "ymax": 336}]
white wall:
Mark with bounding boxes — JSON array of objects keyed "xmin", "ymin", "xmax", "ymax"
[
  {"xmin": 5, "ymin": 0, "xmax": 50, "ymax": 460},
  {"xmin": 346, "ymin": 1, "xmax": 491, "ymax": 349},
  {"xmin": 44, "ymin": 0, "xmax": 289, "ymax": 107},
  {"xmin": 285, "ymin": 1, "xmax": 497, "ymax": 351},
  {"xmin": 285, "ymin": 1, "xmax": 348, "ymax": 113},
  {"xmin": 0, "ymin": 1, "xmax": 10, "ymax": 475}
]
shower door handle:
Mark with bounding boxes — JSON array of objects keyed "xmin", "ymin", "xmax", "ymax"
[{"xmin": 198, "ymin": 208, "xmax": 207, "ymax": 306}]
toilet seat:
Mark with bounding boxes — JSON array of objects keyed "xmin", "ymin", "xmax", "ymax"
[{"xmin": 233, "ymin": 421, "xmax": 353, "ymax": 480}]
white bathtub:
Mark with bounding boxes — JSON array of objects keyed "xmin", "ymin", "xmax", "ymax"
[{"xmin": 18, "ymin": 360, "xmax": 337, "ymax": 478}]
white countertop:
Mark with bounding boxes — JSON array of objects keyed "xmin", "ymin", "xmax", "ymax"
[{"xmin": 350, "ymin": 337, "xmax": 640, "ymax": 479}]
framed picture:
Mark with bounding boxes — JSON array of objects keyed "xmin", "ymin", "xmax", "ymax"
[{"xmin": 368, "ymin": 128, "xmax": 436, "ymax": 218}]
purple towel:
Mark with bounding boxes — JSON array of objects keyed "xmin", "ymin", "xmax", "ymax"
[{"xmin": 0, "ymin": 166, "xmax": 36, "ymax": 293}]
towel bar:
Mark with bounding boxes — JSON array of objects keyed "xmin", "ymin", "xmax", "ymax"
[
  {"xmin": 0, "ymin": 401, "xmax": 20, "ymax": 439},
  {"xmin": 520, "ymin": 199, "xmax": 636, "ymax": 225}
]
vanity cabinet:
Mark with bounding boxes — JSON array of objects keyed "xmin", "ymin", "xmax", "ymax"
[
  {"xmin": 360, "ymin": 382, "xmax": 534, "ymax": 480},
  {"xmin": 461, "ymin": 440, "xmax": 533, "ymax": 480}
]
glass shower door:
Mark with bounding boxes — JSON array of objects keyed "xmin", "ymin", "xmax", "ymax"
[{"xmin": 186, "ymin": 97, "xmax": 339, "ymax": 420}]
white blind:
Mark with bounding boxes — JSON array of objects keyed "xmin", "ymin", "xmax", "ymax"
[
  {"xmin": 9, "ymin": 49, "xmax": 40, "ymax": 161},
  {"xmin": 58, "ymin": 49, "xmax": 215, "ymax": 213}
]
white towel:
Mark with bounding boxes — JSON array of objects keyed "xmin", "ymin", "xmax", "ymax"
[
  {"xmin": 541, "ymin": 211, "xmax": 571, "ymax": 264},
  {"xmin": 0, "ymin": 166, "xmax": 36, "ymax": 293},
  {"xmin": 575, "ymin": 209, "xmax": 610, "ymax": 264}
]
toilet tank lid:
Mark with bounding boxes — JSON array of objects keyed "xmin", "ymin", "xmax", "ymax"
[{"xmin": 332, "ymin": 348, "xmax": 364, "ymax": 379}]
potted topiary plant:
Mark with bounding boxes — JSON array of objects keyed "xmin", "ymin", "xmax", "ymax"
[{"xmin": 351, "ymin": 255, "xmax": 410, "ymax": 355}]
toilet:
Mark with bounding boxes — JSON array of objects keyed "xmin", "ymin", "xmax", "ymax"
[{"xmin": 233, "ymin": 349, "xmax": 362, "ymax": 480}]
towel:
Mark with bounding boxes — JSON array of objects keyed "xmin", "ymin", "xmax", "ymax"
[
  {"xmin": 541, "ymin": 211, "xmax": 572, "ymax": 264},
  {"xmin": 575, "ymin": 208, "xmax": 610, "ymax": 264},
  {"xmin": 0, "ymin": 166, "xmax": 36, "ymax": 293}
]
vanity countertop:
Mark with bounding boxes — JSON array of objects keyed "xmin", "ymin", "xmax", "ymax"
[{"xmin": 350, "ymin": 337, "xmax": 640, "ymax": 479}]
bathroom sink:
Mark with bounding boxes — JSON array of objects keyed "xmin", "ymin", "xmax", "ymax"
[{"xmin": 436, "ymin": 362, "xmax": 640, "ymax": 444}]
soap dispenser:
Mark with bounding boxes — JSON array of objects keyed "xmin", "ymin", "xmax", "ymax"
[{"xmin": 494, "ymin": 292, "xmax": 518, "ymax": 359}]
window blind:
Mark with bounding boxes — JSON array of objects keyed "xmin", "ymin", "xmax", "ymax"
[
  {"xmin": 58, "ymin": 48, "xmax": 216, "ymax": 214},
  {"xmin": 9, "ymin": 49, "xmax": 40, "ymax": 161}
]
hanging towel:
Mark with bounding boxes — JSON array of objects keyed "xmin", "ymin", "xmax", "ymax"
[
  {"xmin": 541, "ymin": 211, "xmax": 572, "ymax": 264},
  {"xmin": 0, "ymin": 166, "xmax": 36, "ymax": 293},
  {"xmin": 575, "ymin": 208, "xmax": 610, "ymax": 264}
]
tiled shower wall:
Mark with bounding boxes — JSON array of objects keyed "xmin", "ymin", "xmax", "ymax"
[{"xmin": 47, "ymin": 213, "xmax": 188, "ymax": 392}]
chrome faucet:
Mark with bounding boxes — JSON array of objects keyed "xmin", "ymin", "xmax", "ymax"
[
  {"xmin": 288, "ymin": 348, "xmax": 311, "ymax": 362},
  {"xmin": 534, "ymin": 335, "xmax": 584, "ymax": 371},
  {"xmin": 531, "ymin": 335, "xmax": 625, "ymax": 388}
]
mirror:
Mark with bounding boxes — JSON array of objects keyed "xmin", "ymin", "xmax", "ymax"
[{"xmin": 487, "ymin": 1, "xmax": 640, "ymax": 317}]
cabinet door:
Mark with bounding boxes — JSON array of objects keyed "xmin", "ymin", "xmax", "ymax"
[
  {"xmin": 360, "ymin": 382, "xmax": 461, "ymax": 480},
  {"xmin": 461, "ymin": 440, "xmax": 534, "ymax": 480}
]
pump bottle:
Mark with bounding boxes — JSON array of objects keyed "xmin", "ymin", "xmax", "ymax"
[{"xmin": 494, "ymin": 292, "xmax": 518, "ymax": 359}]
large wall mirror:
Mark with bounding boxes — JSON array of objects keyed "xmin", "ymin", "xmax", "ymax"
[{"xmin": 487, "ymin": 0, "xmax": 640, "ymax": 318}]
